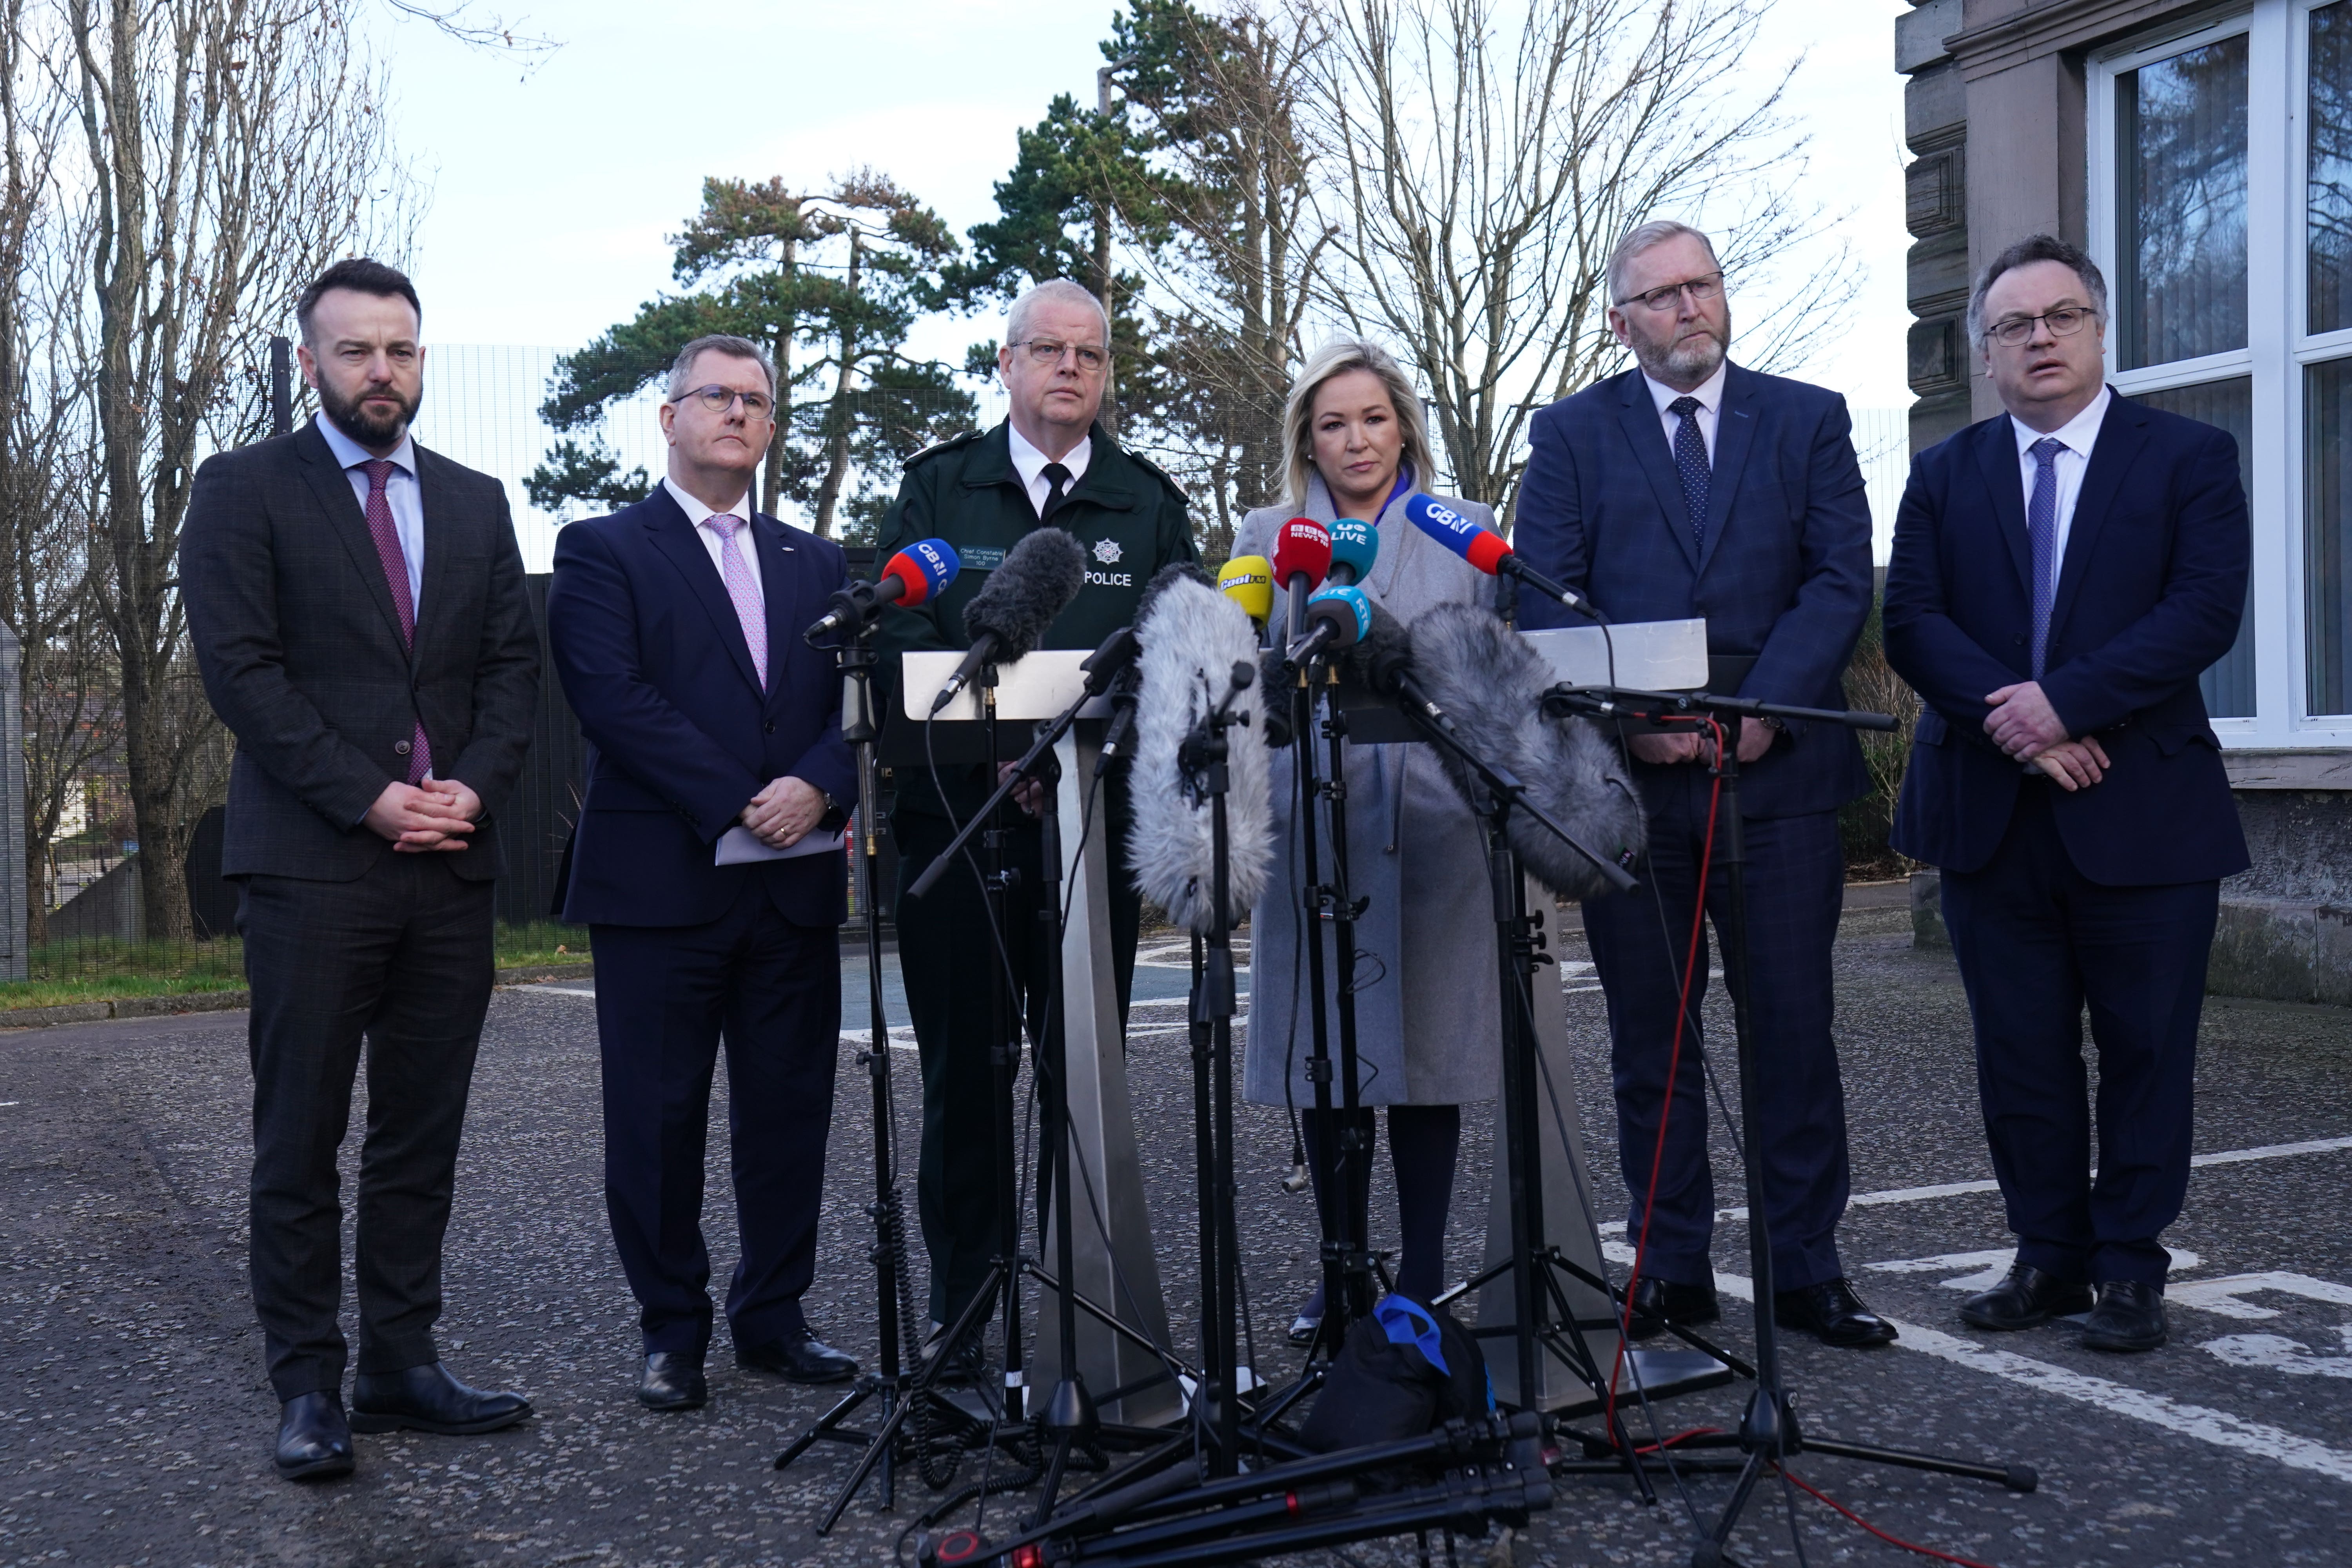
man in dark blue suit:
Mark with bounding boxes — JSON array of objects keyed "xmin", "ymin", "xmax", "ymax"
[
  {"xmin": 548, "ymin": 334, "xmax": 862, "ymax": 1410},
  {"xmin": 1516, "ymin": 221, "xmax": 1891, "ymax": 1347},
  {"xmin": 1885, "ymin": 236, "xmax": 2249, "ymax": 1353}
]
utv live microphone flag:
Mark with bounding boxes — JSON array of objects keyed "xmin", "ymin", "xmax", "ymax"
[
  {"xmin": 803, "ymin": 538, "xmax": 959, "ymax": 642},
  {"xmin": 929, "ymin": 526, "xmax": 1088, "ymax": 713},
  {"xmin": 1325, "ymin": 518, "xmax": 1377, "ymax": 587},
  {"xmin": 1400, "ymin": 493, "xmax": 1608, "ymax": 622}
]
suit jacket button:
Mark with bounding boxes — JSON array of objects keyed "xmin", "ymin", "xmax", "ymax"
[
  {"xmin": 764, "ymin": 721, "xmax": 775, "ymax": 734},
  {"xmin": 394, "ymin": 739, "xmax": 412, "ymax": 755}
]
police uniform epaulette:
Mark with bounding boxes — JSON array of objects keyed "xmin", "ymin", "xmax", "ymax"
[
  {"xmin": 906, "ymin": 429, "xmax": 984, "ymax": 467},
  {"xmin": 1126, "ymin": 450, "xmax": 1189, "ymax": 503}
]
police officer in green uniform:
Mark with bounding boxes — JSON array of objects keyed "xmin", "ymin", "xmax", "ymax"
[{"xmin": 873, "ymin": 279, "xmax": 1197, "ymax": 1351}]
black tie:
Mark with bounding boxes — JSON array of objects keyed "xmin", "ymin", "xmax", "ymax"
[
  {"xmin": 1669, "ymin": 395, "xmax": 1710, "ymax": 552},
  {"xmin": 1039, "ymin": 461, "xmax": 1072, "ymax": 525}
]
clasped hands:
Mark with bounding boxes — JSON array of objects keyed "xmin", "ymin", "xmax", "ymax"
[
  {"xmin": 1626, "ymin": 717, "xmax": 1776, "ymax": 768},
  {"xmin": 364, "ymin": 778, "xmax": 482, "ymax": 852},
  {"xmin": 742, "ymin": 776, "xmax": 827, "ymax": 849},
  {"xmin": 1984, "ymin": 681, "xmax": 2109, "ymax": 792}
]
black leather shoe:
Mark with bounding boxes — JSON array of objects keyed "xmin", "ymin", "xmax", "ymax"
[
  {"xmin": 1774, "ymin": 1278, "xmax": 1898, "ymax": 1347},
  {"xmin": 274, "ymin": 1390, "xmax": 354, "ymax": 1481},
  {"xmin": 639, "ymin": 1352, "xmax": 707, "ymax": 1411},
  {"xmin": 1624, "ymin": 1276, "xmax": 1720, "ymax": 1341},
  {"xmin": 1959, "ymin": 1264, "xmax": 2093, "ymax": 1330},
  {"xmin": 350, "ymin": 1361, "xmax": 532, "ymax": 1436},
  {"xmin": 2082, "ymin": 1280, "xmax": 2168, "ymax": 1352},
  {"xmin": 738, "ymin": 1328, "xmax": 858, "ymax": 1385},
  {"xmin": 920, "ymin": 1330, "xmax": 986, "ymax": 1387}
]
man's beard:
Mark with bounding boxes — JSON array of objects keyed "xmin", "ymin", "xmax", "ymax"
[
  {"xmin": 1632, "ymin": 317, "xmax": 1730, "ymax": 385},
  {"xmin": 318, "ymin": 376, "xmax": 419, "ymax": 446}
]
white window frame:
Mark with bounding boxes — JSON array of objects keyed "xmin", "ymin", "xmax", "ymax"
[{"xmin": 2089, "ymin": 0, "xmax": 2352, "ymax": 746}]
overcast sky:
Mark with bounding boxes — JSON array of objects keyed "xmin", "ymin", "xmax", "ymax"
[{"xmin": 387, "ymin": 0, "xmax": 1912, "ymax": 409}]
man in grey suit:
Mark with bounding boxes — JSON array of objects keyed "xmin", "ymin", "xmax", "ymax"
[{"xmin": 183, "ymin": 259, "xmax": 541, "ymax": 1481}]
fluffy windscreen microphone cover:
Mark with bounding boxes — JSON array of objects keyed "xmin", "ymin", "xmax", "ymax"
[
  {"xmin": 1345, "ymin": 599, "xmax": 1416, "ymax": 695},
  {"xmin": 964, "ymin": 526, "xmax": 1087, "ymax": 657},
  {"xmin": 1126, "ymin": 570, "xmax": 1274, "ymax": 933},
  {"xmin": 1406, "ymin": 602, "xmax": 1646, "ymax": 900}
]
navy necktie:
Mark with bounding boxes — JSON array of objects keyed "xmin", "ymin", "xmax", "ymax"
[
  {"xmin": 1039, "ymin": 461, "xmax": 1072, "ymax": 525},
  {"xmin": 1669, "ymin": 396, "xmax": 1710, "ymax": 552},
  {"xmin": 2027, "ymin": 437, "xmax": 2064, "ymax": 677}
]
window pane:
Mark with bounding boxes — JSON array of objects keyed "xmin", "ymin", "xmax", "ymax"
[
  {"xmin": 2315, "ymin": 2, "xmax": 2352, "ymax": 334},
  {"xmin": 2132, "ymin": 378, "xmax": 2255, "ymax": 717},
  {"xmin": 2312, "ymin": 358, "xmax": 2352, "ymax": 714},
  {"xmin": 2118, "ymin": 33, "xmax": 2249, "ymax": 369}
]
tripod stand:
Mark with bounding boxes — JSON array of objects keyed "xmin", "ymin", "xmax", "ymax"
[{"xmin": 1543, "ymin": 683, "xmax": 2036, "ymax": 1566}]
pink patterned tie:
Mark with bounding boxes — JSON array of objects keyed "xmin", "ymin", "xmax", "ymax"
[
  {"xmin": 362, "ymin": 460, "xmax": 431, "ymax": 784},
  {"xmin": 704, "ymin": 512, "xmax": 768, "ymax": 689}
]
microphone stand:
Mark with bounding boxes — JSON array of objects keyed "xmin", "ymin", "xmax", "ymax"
[{"xmin": 1541, "ymin": 684, "xmax": 2035, "ymax": 1564}]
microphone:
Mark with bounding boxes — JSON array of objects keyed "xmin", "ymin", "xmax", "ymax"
[
  {"xmin": 1270, "ymin": 518, "xmax": 1332, "ymax": 646},
  {"xmin": 1401, "ymin": 493, "xmax": 1608, "ymax": 623},
  {"xmin": 930, "ymin": 526, "xmax": 1087, "ymax": 715},
  {"xmin": 1125, "ymin": 569, "xmax": 1274, "ymax": 933},
  {"xmin": 1325, "ymin": 518, "xmax": 1377, "ymax": 587},
  {"xmin": 1099, "ymin": 565, "xmax": 1209, "ymax": 776},
  {"xmin": 1285, "ymin": 583, "xmax": 1370, "ymax": 670},
  {"xmin": 1216, "ymin": 555, "xmax": 1274, "ymax": 629},
  {"xmin": 803, "ymin": 538, "xmax": 959, "ymax": 643},
  {"xmin": 1405, "ymin": 601, "xmax": 1646, "ymax": 900}
]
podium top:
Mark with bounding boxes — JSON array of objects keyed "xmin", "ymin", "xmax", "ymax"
[
  {"xmin": 1521, "ymin": 618, "xmax": 1707, "ymax": 691},
  {"xmin": 902, "ymin": 648, "xmax": 1114, "ymax": 722}
]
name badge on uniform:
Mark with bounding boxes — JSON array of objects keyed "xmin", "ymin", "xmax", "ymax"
[{"xmin": 958, "ymin": 545, "xmax": 1006, "ymax": 572}]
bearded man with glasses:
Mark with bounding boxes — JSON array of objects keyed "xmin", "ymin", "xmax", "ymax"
[
  {"xmin": 871, "ymin": 278, "xmax": 1196, "ymax": 1377},
  {"xmin": 1513, "ymin": 220, "xmax": 1891, "ymax": 1350},
  {"xmin": 548, "ymin": 333, "xmax": 864, "ymax": 1411},
  {"xmin": 1884, "ymin": 234, "xmax": 2249, "ymax": 1353}
]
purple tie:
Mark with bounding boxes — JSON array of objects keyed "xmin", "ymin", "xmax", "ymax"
[
  {"xmin": 362, "ymin": 459, "xmax": 430, "ymax": 784},
  {"xmin": 705, "ymin": 512, "xmax": 768, "ymax": 690}
]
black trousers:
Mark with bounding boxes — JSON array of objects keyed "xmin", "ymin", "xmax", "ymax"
[
  {"xmin": 1581, "ymin": 774, "xmax": 1853, "ymax": 1293},
  {"xmin": 891, "ymin": 804, "xmax": 1140, "ymax": 1326},
  {"xmin": 591, "ymin": 879, "xmax": 842, "ymax": 1357},
  {"xmin": 243, "ymin": 854, "xmax": 495, "ymax": 1402},
  {"xmin": 1939, "ymin": 781, "xmax": 2216, "ymax": 1288}
]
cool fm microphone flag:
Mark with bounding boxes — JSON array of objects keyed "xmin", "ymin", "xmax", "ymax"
[{"xmin": 1217, "ymin": 555, "xmax": 1274, "ymax": 624}]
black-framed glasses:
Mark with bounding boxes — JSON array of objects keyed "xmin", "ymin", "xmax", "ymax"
[
  {"xmin": 1007, "ymin": 338, "xmax": 1110, "ymax": 372},
  {"xmin": 672, "ymin": 384, "xmax": 775, "ymax": 418},
  {"xmin": 1615, "ymin": 272, "xmax": 1724, "ymax": 313},
  {"xmin": 1984, "ymin": 307, "xmax": 2100, "ymax": 347}
]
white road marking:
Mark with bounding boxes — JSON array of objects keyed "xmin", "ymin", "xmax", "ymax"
[
  {"xmin": 1866, "ymin": 1248, "xmax": 2203, "ymax": 1294},
  {"xmin": 2202, "ymin": 1328, "xmax": 2352, "ymax": 1380},
  {"xmin": 1597, "ymin": 1132, "xmax": 2352, "ymax": 1235},
  {"xmin": 2169, "ymin": 1272, "xmax": 2352, "ymax": 1321},
  {"xmin": 511, "ymin": 985, "xmax": 597, "ymax": 998},
  {"xmin": 1683, "ymin": 1265, "xmax": 2352, "ymax": 1485}
]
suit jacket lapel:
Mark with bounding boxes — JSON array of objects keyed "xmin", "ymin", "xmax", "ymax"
[
  {"xmin": 753, "ymin": 514, "xmax": 804, "ymax": 710},
  {"xmin": 644, "ymin": 488, "xmax": 765, "ymax": 697},
  {"xmin": 2048, "ymin": 392, "xmax": 2148, "ymax": 647},
  {"xmin": 1971, "ymin": 416, "xmax": 2034, "ymax": 601},
  {"xmin": 1695, "ymin": 367, "xmax": 1759, "ymax": 577},
  {"xmin": 293, "ymin": 419, "xmax": 410, "ymax": 657},
  {"xmin": 1612, "ymin": 373, "xmax": 1701, "ymax": 575},
  {"xmin": 409, "ymin": 445, "xmax": 459, "ymax": 668}
]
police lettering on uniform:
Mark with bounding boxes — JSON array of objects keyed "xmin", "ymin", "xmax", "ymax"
[{"xmin": 873, "ymin": 279, "xmax": 1196, "ymax": 1371}]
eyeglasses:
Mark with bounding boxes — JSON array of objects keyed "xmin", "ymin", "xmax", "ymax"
[
  {"xmin": 1615, "ymin": 272, "xmax": 1724, "ymax": 313},
  {"xmin": 672, "ymin": 385, "xmax": 775, "ymax": 418},
  {"xmin": 1984, "ymin": 307, "xmax": 2100, "ymax": 347},
  {"xmin": 1007, "ymin": 338, "xmax": 1110, "ymax": 372}
]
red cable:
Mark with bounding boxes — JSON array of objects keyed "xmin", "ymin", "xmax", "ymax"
[
  {"xmin": 1604, "ymin": 716, "xmax": 1726, "ymax": 1435},
  {"xmin": 1780, "ymin": 1468, "xmax": 2002, "ymax": 1568},
  {"xmin": 1632, "ymin": 1425, "xmax": 1720, "ymax": 1455}
]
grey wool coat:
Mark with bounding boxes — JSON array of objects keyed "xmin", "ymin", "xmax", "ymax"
[{"xmin": 1239, "ymin": 475, "xmax": 1503, "ymax": 1109}]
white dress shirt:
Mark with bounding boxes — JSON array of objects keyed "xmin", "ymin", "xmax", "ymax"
[
  {"xmin": 1643, "ymin": 358, "xmax": 1730, "ymax": 465},
  {"xmin": 318, "ymin": 413, "xmax": 425, "ymax": 613},
  {"xmin": 2011, "ymin": 385, "xmax": 2112, "ymax": 564},
  {"xmin": 662, "ymin": 475, "xmax": 762, "ymax": 610},
  {"xmin": 1007, "ymin": 421, "xmax": 1093, "ymax": 518}
]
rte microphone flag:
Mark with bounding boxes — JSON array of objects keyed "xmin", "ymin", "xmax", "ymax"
[
  {"xmin": 930, "ymin": 526, "xmax": 1087, "ymax": 713},
  {"xmin": 1286, "ymin": 583, "xmax": 1371, "ymax": 669},
  {"xmin": 1401, "ymin": 493, "xmax": 1606, "ymax": 622},
  {"xmin": 804, "ymin": 537, "xmax": 959, "ymax": 642}
]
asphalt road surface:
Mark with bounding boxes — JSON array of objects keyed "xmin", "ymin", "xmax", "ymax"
[{"xmin": 5, "ymin": 895, "xmax": 2350, "ymax": 1567}]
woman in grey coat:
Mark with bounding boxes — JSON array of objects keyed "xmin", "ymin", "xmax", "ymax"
[{"xmin": 1235, "ymin": 338, "xmax": 1502, "ymax": 1339}]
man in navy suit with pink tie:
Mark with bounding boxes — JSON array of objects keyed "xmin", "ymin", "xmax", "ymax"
[
  {"xmin": 548, "ymin": 334, "xmax": 862, "ymax": 1410},
  {"xmin": 1886, "ymin": 236, "xmax": 2250, "ymax": 1353}
]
